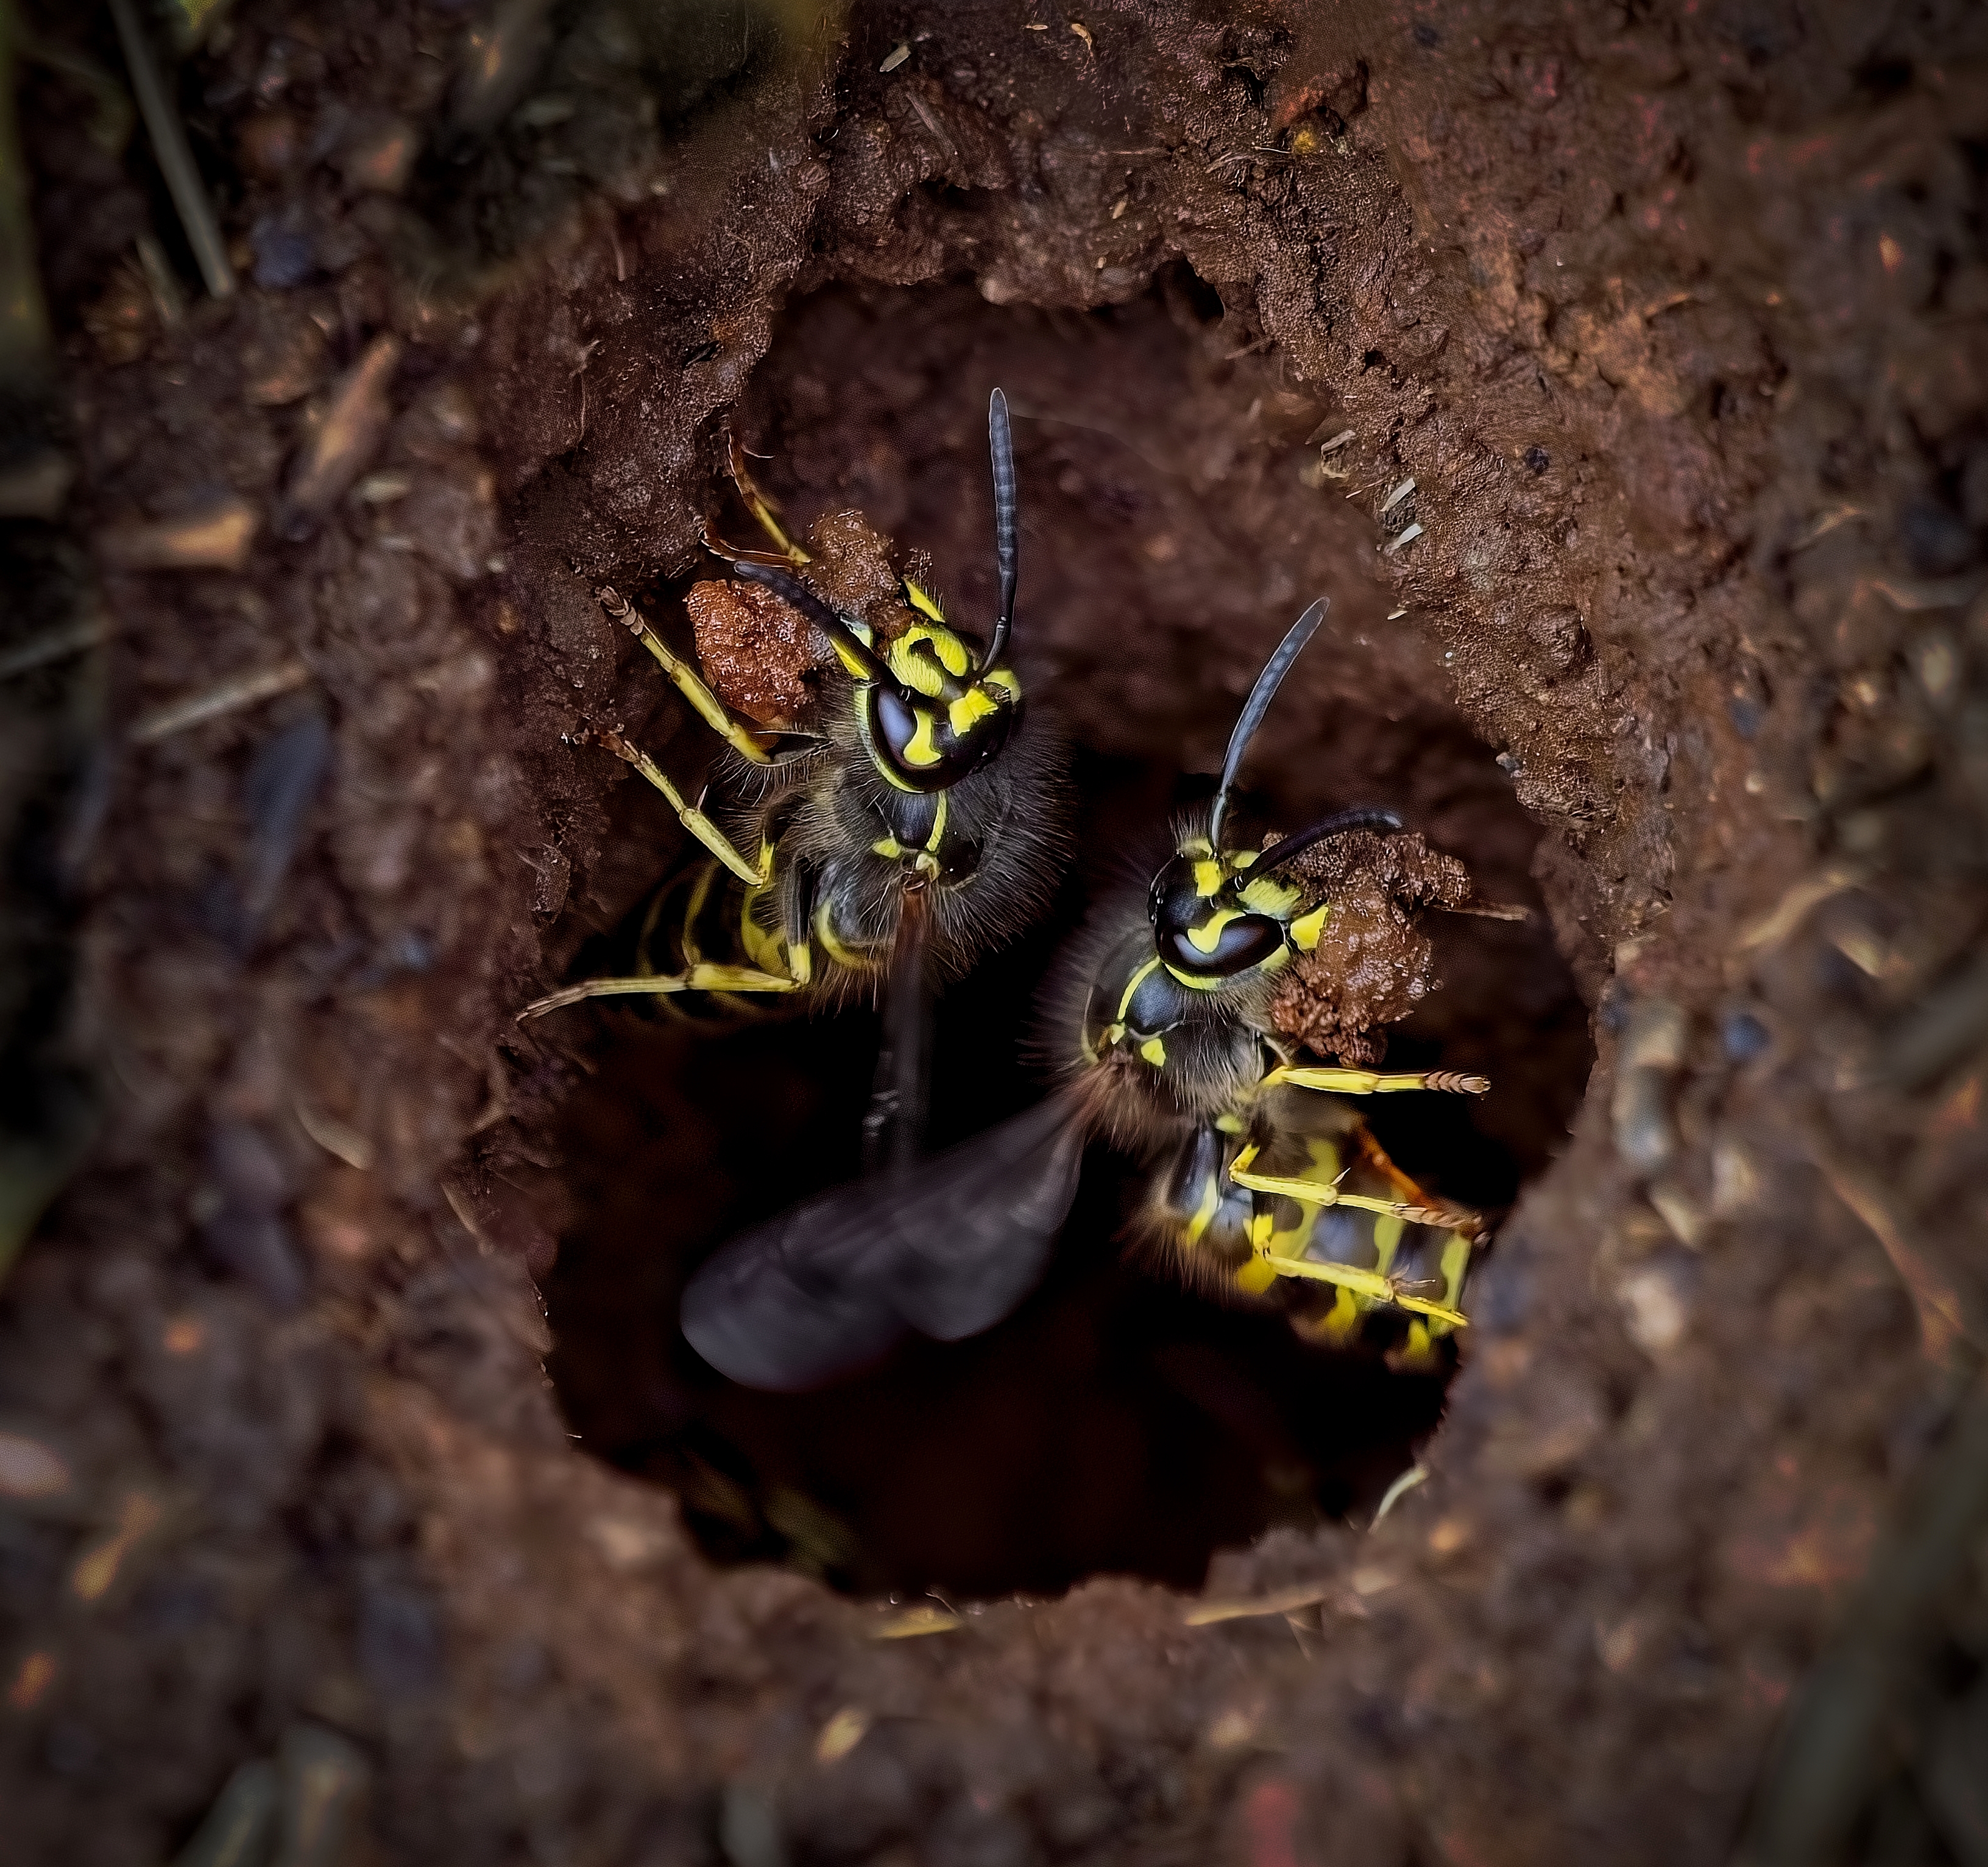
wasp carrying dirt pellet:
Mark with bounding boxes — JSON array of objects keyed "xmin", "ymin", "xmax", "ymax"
[
  {"xmin": 1053, "ymin": 597, "xmax": 1491, "ymax": 1369},
  {"xmin": 682, "ymin": 599, "xmax": 1500, "ymax": 1391},
  {"xmin": 518, "ymin": 390, "xmax": 1069, "ymax": 1159}
]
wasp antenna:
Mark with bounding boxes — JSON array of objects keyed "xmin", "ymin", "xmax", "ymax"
[
  {"xmin": 1208, "ymin": 596, "xmax": 1329, "ymax": 849},
  {"xmin": 986, "ymin": 387, "xmax": 1019, "ymax": 672},
  {"xmin": 723, "ymin": 558, "xmax": 896, "ymax": 691},
  {"xmin": 1254, "ymin": 805, "xmax": 1404, "ymax": 875}
]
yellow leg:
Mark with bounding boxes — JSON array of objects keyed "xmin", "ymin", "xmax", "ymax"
[
  {"xmin": 1229, "ymin": 1145, "xmax": 1464, "ymax": 1230},
  {"xmin": 1264, "ymin": 1064, "xmax": 1490, "ymax": 1096},
  {"xmin": 517, "ymin": 964, "xmax": 801, "ymax": 1023},
  {"xmin": 726, "ymin": 431, "xmax": 811, "ymax": 566},
  {"xmin": 595, "ymin": 586, "xmax": 776, "ymax": 766},
  {"xmin": 1258, "ymin": 1251, "xmax": 1470, "ymax": 1330},
  {"xmin": 596, "ymin": 729, "xmax": 765, "ymax": 886}
]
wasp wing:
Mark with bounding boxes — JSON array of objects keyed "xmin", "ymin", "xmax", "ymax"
[
  {"xmin": 679, "ymin": 1092, "xmax": 1084, "ymax": 1393},
  {"xmin": 861, "ymin": 885, "xmax": 930, "ymax": 1178}
]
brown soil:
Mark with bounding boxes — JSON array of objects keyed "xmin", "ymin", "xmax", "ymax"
[{"xmin": 4, "ymin": 2, "xmax": 1986, "ymax": 1865}]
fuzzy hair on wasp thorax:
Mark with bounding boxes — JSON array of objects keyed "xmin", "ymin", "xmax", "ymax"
[{"xmin": 517, "ymin": 388, "xmax": 1070, "ymax": 1027}]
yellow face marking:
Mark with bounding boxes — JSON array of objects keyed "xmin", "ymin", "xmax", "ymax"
[
  {"xmin": 986, "ymin": 668, "xmax": 1021, "ymax": 699},
  {"xmin": 872, "ymin": 836, "xmax": 906, "ymax": 859},
  {"xmin": 902, "ymin": 579, "xmax": 945, "ymax": 623},
  {"xmin": 1115, "ymin": 956, "xmax": 1161, "ymax": 1022},
  {"xmin": 1214, "ymin": 1112, "xmax": 1245, "ymax": 1135},
  {"xmin": 928, "ymin": 628, "xmax": 971, "ymax": 678},
  {"xmin": 1184, "ymin": 907, "xmax": 1242, "ymax": 955},
  {"xmin": 924, "ymin": 790, "xmax": 949, "ymax": 854},
  {"xmin": 1138, "ymin": 1036, "xmax": 1167, "ymax": 1068},
  {"xmin": 1290, "ymin": 902, "xmax": 1330, "ymax": 952},
  {"xmin": 900, "ymin": 708, "xmax": 943, "ymax": 768},
  {"xmin": 1239, "ymin": 874, "xmax": 1301, "ymax": 915},
  {"xmin": 947, "ymin": 685, "xmax": 1001, "ymax": 735},
  {"xmin": 886, "ymin": 624, "xmax": 973, "ymax": 697},
  {"xmin": 1192, "ymin": 859, "xmax": 1225, "ymax": 896},
  {"xmin": 832, "ymin": 639, "xmax": 874, "ymax": 680}
]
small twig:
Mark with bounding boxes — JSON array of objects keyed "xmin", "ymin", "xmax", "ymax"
[
  {"xmin": 1221, "ymin": 334, "xmax": 1275, "ymax": 361},
  {"xmin": 108, "ymin": 0, "xmax": 232, "ymax": 299},
  {"xmin": 0, "ymin": 615, "xmax": 105, "ymax": 682},
  {"xmin": 1370, "ymin": 1463, "xmax": 1428, "ymax": 1528},
  {"xmin": 130, "ymin": 658, "xmax": 310, "ymax": 743}
]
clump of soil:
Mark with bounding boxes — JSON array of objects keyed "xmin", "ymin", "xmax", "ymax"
[
  {"xmin": 684, "ymin": 579, "xmax": 819, "ymax": 729},
  {"xmin": 1270, "ymin": 828, "xmax": 1473, "ymax": 1065},
  {"xmin": 4, "ymin": 2, "xmax": 1986, "ymax": 1865}
]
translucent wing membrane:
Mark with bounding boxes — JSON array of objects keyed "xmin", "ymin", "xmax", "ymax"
[
  {"xmin": 861, "ymin": 886, "xmax": 931, "ymax": 1178},
  {"xmin": 680, "ymin": 1092, "xmax": 1085, "ymax": 1392}
]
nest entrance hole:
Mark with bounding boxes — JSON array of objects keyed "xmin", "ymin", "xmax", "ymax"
[{"xmin": 528, "ymin": 278, "xmax": 1596, "ymax": 1597}]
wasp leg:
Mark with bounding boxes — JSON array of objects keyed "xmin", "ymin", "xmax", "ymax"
[
  {"xmin": 1229, "ymin": 1144, "xmax": 1463, "ymax": 1226},
  {"xmin": 1254, "ymin": 1251, "xmax": 1470, "ymax": 1330},
  {"xmin": 517, "ymin": 964, "xmax": 802, "ymax": 1022},
  {"xmin": 593, "ymin": 728, "xmax": 766, "ymax": 886},
  {"xmin": 1264, "ymin": 1064, "xmax": 1491, "ymax": 1096},
  {"xmin": 595, "ymin": 585, "xmax": 779, "ymax": 768},
  {"xmin": 726, "ymin": 429, "xmax": 811, "ymax": 566}
]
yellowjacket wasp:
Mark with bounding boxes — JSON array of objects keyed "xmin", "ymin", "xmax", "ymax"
[{"xmin": 518, "ymin": 391, "xmax": 1069, "ymax": 1163}]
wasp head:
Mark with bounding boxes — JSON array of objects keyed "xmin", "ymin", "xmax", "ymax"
[{"xmin": 861, "ymin": 618, "xmax": 1022, "ymax": 794}]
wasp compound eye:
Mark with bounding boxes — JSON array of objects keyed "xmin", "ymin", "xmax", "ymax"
[
  {"xmin": 1154, "ymin": 908, "xmax": 1286, "ymax": 979},
  {"xmin": 865, "ymin": 683, "xmax": 1017, "ymax": 793},
  {"xmin": 1149, "ymin": 855, "xmax": 1286, "ymax": 977}
]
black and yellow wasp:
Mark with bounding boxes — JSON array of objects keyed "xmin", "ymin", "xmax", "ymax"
[
  {"xmin": 518, "ymin": 391, "xmax": 1067, "ymax": 1151},
  {"xmin": 681, "ymin": 599, "xmax": 1491, "ymax": 1391}
]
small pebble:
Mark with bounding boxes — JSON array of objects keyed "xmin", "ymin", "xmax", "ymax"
[
  {"xmin": 1721, "ymin": 1009, "xmax": 1770, "ymax": 1061},
  {"xmin": 0, "ymin": 1431, "xmax": 71, "ymax": 1499},
  {"xmin": 1612, "ymin": 1068, "xmax": 1677, "ymax": 1174},
  {"xmin": 249, "ymin": 216, "xmax": 314, "ymax": 291}
]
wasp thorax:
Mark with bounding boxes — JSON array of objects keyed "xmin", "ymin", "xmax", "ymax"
[{"xmin": 1147, "ymin": 849, "xmax": 1286, "ymax": 981}]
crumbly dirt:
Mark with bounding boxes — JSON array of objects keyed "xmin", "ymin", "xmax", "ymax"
[
  {"xmin": 1269, "ymin": 828, "xmax": 1473, "ymax": 1065},
  {"xmin": 4, "ymin": 2, "xmax": 1987, "ymax": 1865},
  {"xmin": 685, "ymin": 580, "xmax": 821, "ymax": 730}
]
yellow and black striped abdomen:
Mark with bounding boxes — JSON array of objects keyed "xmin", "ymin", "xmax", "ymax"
[{"xmin": 1139, "ymin": 1094, "xmax": 1477, "ymax": 1372}]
